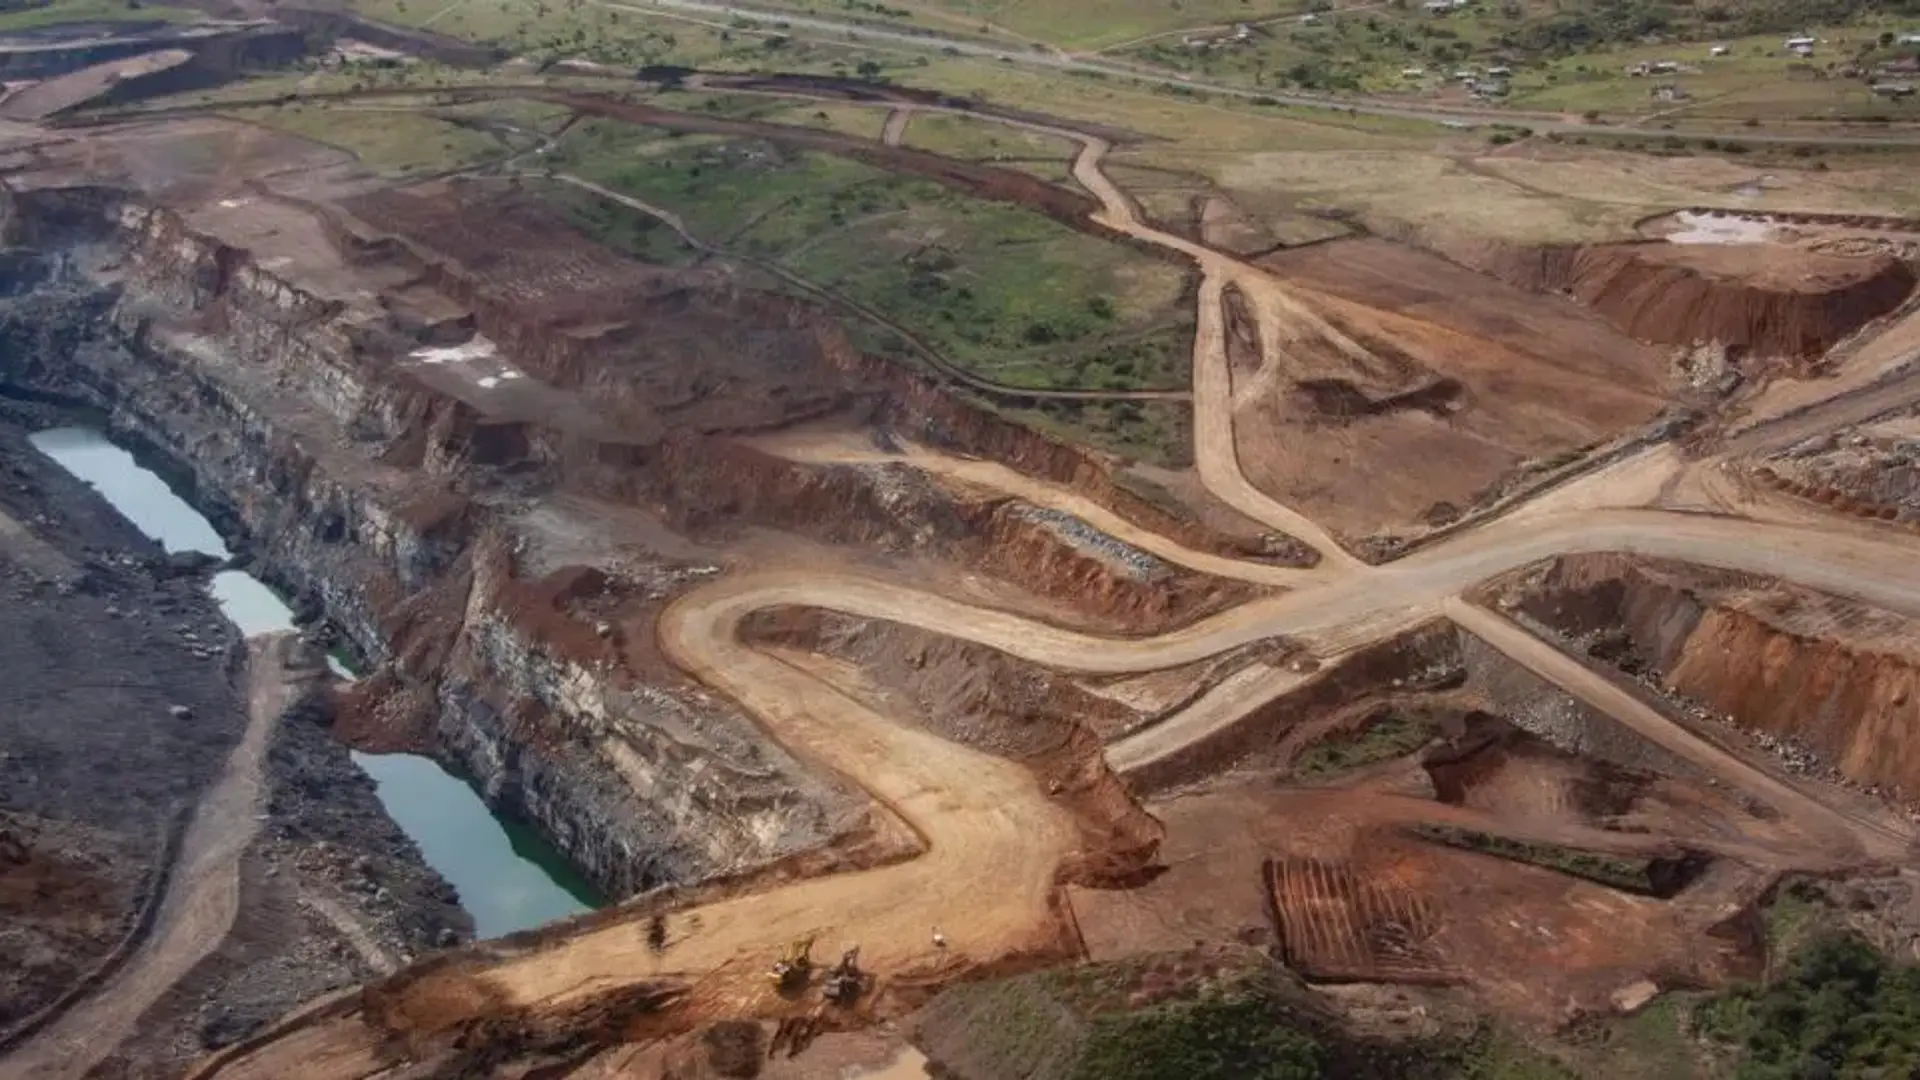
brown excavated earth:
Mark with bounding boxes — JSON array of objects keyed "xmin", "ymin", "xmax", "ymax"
[
  {"xmin": 1463, "ymin": 240, "xmax": 1916, "ymax": 360},
  {"xmin": 1498, "ymin": 553, "xmax": 1920, "ymax": 806},
  {"xmin": 1242, "ymin": 239, "xmax": 1671, "ymax": 541}
]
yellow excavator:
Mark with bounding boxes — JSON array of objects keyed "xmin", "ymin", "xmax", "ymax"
[{"xmin": 769, "ymin": 934, "xmax": 816, "ymax": 993}]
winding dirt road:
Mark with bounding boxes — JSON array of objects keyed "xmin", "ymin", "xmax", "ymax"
[{"xmin": 186, "ymin": 86, "xmax": 1920, "ymax": 1079}]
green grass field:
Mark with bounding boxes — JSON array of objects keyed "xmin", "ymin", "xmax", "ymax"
[
  {"xmin": 542, "ymin": 116, "xmax": 1197, "ymax": 460},
  {"xmin": 901, "ymin": 110, "xmax": 1078, "ymax": 163},
  {"xmin": 731, "ymin": 0, "xmax": 1323, "ymax": 51},
  {"xmin": 0, "ymin": 0, "xmax": 201, "ymax": 33},
  {"xmin": 223, "ymin": 102, "xmax": 510, "ymax": 174},
  {"xmin": 1507, "ymin": 21, "xmax": 1913, "ymax": 118}
]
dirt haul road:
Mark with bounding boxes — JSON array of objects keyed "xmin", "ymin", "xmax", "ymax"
[
  {"xmin": 4, "ymin": 635, "xmax": 315, "ymax": 1080},
  {"xmin": 191, "ymin": 97, "xmax": 1916, "ymax": 1078}
]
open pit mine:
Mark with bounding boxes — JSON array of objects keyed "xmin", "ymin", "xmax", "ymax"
[{"xmin": 5, "ymin": 23, "xmax": 1920, "ymax": 1080}]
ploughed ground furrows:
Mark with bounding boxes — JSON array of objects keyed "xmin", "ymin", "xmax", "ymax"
[{"xmin": 1264, "ymin": 856, "xmax": 1451, "ymax": 984}]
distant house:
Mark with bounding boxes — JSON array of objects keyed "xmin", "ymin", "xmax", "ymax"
[
  {"xmin": 1789, "ymin": 43, "xmax": 1815, "ymax": 57},
  {"xmin": 1402, "ymin": 66, "xmax": 1427, "ymax": 78},
  {"xmin": 1299, "ymin": 13, "xmax": 1320, "ymax": 24},
  {"xmin": 1648, "ymin": 59, "xmax": 1679, "ymax": 74},
  {"xmin": 1422, "ymin": 0, "xmax": 1453, "ymax": 13},
  {"xmin": 1898, "ymin": 32, "xmax": 1920, "ymax": 45},
  {"xmin": 1626, "ymin": 61, "xmax": 1650, "ymax": 76},
  {"xmin": 1871, "ymin": 81, "xmax": 1916, "ymax": 97},
  {"xmin": 1877, "ymin": 56, "xmax": 1920, "ymax": 76},
  {"xmin": 1651, "ymin": 83, "xmax": 1690, "ymax": 102},
  {"xmin": 1485, "ymin": 64, "xmax": 1512, "ymax": 76},
  {"xmin": 1453, "ymin": 68, "xmax": 1477, "ymax": 80},
  {"xmin": 1709, "ymin": 44, "xmax": 1730, "ymax": 56},
  {"xmin": 1784, "ymin": 35, "xmax": 1817, "ymax": 48},
  {"xmin": 1232, "ymin": 22, "xmax": 1253, "ymax": 41}
]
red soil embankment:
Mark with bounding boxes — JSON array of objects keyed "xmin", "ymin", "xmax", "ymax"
[
  {"xmin": 1467, "ymin": 241, "xmax": 1916, "ymax": 360},
  {"xmin": 1510, "ymin": 555, "xmax": 1920, "ymax": 801}
]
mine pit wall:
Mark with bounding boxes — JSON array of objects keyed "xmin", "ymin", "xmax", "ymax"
[
  {"xmin": 321, "ymin": 194, "xmax": 1267, "ymax": 570},
  {"xmin": 1123, "ymin": 621, "xmax": 1464, "ymax": 794},
  {"xmin": 1512, "ymin": 555, "xmax": 1920, "ymax": 802},
  {"xmin": 321, "ymin": 205, "xmax": 1262, "ymax": 630},
  {"xmin": 1387, "ymin": 224, "xmax": 1917, "ymax": 362},
  {"xmin": 1122, "ymin": 616, "xmax": 1721, "ymax": 796},
  {"xmin": 865, "ymin": 365, "xmax": 1279, "ymax": 564},
  {"xmin": 3, "ymin": 184, "xmax": 1229, "ymax": 898},
  {"xmin": 1455, "ymin": 630, "xmax": 1711, "ymax": 786},
  {"xmin": 0, "ymin": 192, "xmax": 851, "ymax": 899}
]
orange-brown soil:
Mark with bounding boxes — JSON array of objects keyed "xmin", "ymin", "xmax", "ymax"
[
  {"xmin": 740, "ymin": 609, "xmax": 1169, "ymax": 882},
  {"xmin": 18, "ymin": 70, "xmax": 1920, "ymax": 1080},
  {"xmin": 1243, "ymin": 239, "xmax": 1672, "ymax": 541},
  {"xmin": 1066, "ymin": 772, "xmax": 1766, "ymax": 1024},
  {"xmin": 324, "ymin": 179, "xmax": 1260, "ymax": 635},
  {"xmin": 1499, "ymin": 553, "xmax": 1920, "ymax": 804},
  {"xmin": 1459, "ymin": 240, "xmax": 1915, "ymax": 361}
]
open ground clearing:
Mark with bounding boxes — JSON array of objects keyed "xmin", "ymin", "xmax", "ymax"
[
  {"xmin": 7, "ymin": 11, "xmax": 1920, "ymax": 1078},
  {"xmin": 61, "ymin": 71, "xmax": 1901, "ymax": 1080}
]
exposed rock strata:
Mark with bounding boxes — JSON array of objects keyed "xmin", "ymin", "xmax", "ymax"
[
  {"xmin": 1406, "ymin": 228, "xmax": 1915, "ymax": 361},
  {"xmin": 0, "ymin": 178, "xmax": 1254, "ymax": 899},
  {"xmin": 1500, "ymin": 554, "xmax": 1920, "ymax": 801}
]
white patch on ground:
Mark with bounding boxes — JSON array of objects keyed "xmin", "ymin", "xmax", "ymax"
[
  {"xmin": 410, "ymin": 335, "xmax": 499, "ymax": 365},
  {"xmin": 408, "ymin": 336, "xmax": 531, "ymax": 390},
  {"xmin": 1664, "ymin": 211, "xmax": 1776, "ymax": 245}
]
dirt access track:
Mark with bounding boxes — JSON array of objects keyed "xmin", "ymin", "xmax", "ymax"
[
  {"xmin": 3, "ymin": 634, "xmax": 324, "ymax": 1080},
  {"xmin": 169, "ymin": 82, "xmax": 1920, "ymax": 1078}
]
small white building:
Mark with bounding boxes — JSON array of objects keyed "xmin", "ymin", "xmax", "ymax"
[
  {"xmin": 1790, "ymin": 42, "xmax": 1815, "ymax": 57},
  {"xmin": 1784, "ymin": 35, "xmax": 1816, "ymax": 49},
  {"xmin": 1897, "ymin": 32, "xmax": 1920, "ymax": 45},
  {"xmin": 1709, "ymin": 44, "xmax": 1730, "ymax": 57},
  {"xmin": 1422, "ymin": 0, "xmax": 1453, "ymax": 13}
]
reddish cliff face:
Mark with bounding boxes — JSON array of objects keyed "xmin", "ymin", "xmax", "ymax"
[
  {"xmin": 1664, "ymin": 602, "xmax": 1920, "ymax": 795},
  {"xmin": 1505, "ymin": 555, "xmax": 1920, "ymax": 800},
  {"xmin": 1430, "ymin": 237, "xmax": 1915, "ymax": 361}
]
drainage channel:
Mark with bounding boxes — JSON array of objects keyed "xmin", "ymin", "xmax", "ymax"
[{"xmin": 28, "ymin": 426, "xmax": 596, "ymax": 938}]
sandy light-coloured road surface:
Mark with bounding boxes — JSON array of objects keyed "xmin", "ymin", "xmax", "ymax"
[
  {"xmin": 3, "ymin": 635, "xmax": 314, "ymax": 1080},
  {"xmin": 183, "ymin": 88, "xmax": 1920, "ymax": 1079}
]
